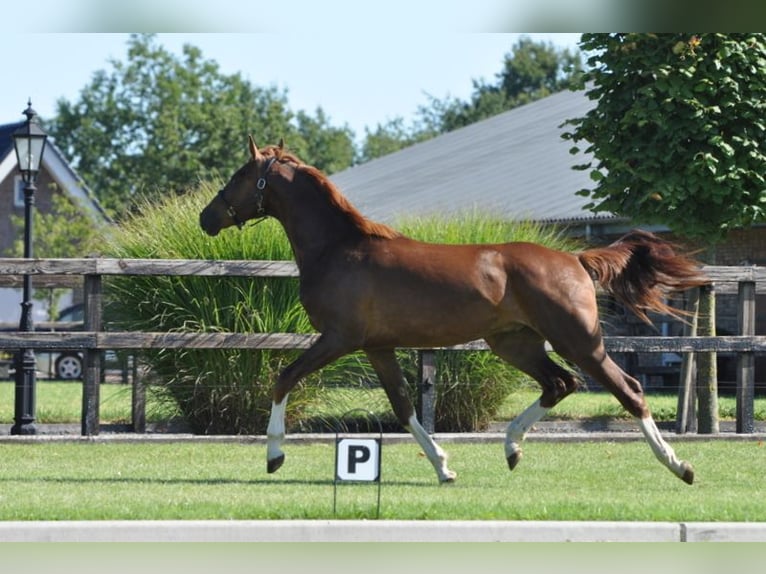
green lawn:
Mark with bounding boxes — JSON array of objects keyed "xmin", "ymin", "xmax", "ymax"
[
  {"xmin": 497, "ymin": 388, "xmax": 766, "ymax": 422},
  {"xmin": 1, "ymin": 381, "xmax": 764, "ymax": 426},
  {"xmin": 0, "ymin": 440, "xmax": 762, "ymax": 521},
  {"xmin": 301, "ymin": 385, "xmax": 766, "ymax": 427},
  {"xmin": 1, "ymin": 382, "xmax": 763, "ymax": 522},
  {"xmin": 0, "ymin": 381, "xmax": 179, "ymax": 425}
]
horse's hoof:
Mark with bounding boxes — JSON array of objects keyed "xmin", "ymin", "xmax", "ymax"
[
  {"xmin": 507, "ymin": 450, "xmax": 522, "ymax": 471},
  {"xmin": 267, "ymin": 454, "xmax": 285, "ymax": 474},
  {"xmin": 680, "ymin": 462, "xmax": 694, "ymax": 485},
  {"xmin": 440, "ymin": 471, "xmax": 457, "ymax": 484}
]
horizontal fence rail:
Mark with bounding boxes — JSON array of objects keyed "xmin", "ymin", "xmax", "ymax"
[
  {"xmin": 0, "ymin": 258, "xmax": 300, "ymax": 284},
  {"xmin": 0, "ymin": 257, "xmax": 761, "ymax": 435},
  {"xmin": 4, "ymin": 332, "xmax": 766, "ymax": 354},
  {"xmin": 0, "ymin": 258, "xmax": 762, "ymax": 281}
]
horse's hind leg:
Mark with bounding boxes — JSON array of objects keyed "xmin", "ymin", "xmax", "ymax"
[
  {"xmin": 365, "ymin": 349, "xmax": 456, "ymax": 483},
  {"xmin": 567, "ymin": 348, "xmax": 695, "ymax": 485},
  {"xmin": 485, "ymin": 330, "xmax": 583, "ymax": 471}
]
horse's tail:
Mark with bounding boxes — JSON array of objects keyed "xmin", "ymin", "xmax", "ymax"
[{"xmin": 577, "ymin": 230, "xmax": 710, "ymax": 324}]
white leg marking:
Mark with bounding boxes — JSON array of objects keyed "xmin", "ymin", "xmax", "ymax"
[
  {"xmin": 406, "ymin": 414, "xmax": 457, "ymax": 483},
  {"xmin": 637, "ymin": 415, "xmax": 692, "ymax": 481},
  {"xmin": 266, "ymin": 396, "xmax": 288, "ymax": 464},
  {"xmin": 505, "ymin": 399, "xmax": 550, "ymax": 460}
]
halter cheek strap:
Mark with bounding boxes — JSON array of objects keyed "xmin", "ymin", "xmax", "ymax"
[
  {"xmin": 218, "ymin": 155, "xmax": 278, "ymax": 229},
  {"xmin": 256, "ymin": 172, "xmax": 268, "ymax": 191},
  {"xmin": 255, "ymin": 156, "xmax": 278, "ymax": 207},
  {"xmin": 252, "ymin": 156, "xmax": 278, "ymax": 220},
  {"xmin": 253, "ymin": 156, "xmax": 278, "ymax": 214}
]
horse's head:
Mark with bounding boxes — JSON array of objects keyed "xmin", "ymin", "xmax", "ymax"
[{"xmin": 199, "ymin": 136, "xmax": 282, "ymax": 236}]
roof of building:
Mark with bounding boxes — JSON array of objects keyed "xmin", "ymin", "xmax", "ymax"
[
  {"xmin": 0, "ymin": 120, "xmax": 111, "ymax": 224},
  {"xmin": 331, "ymin": 88, "xmax": 622, "ymax": 226},
  {"xmin": 0, "ymin": 122, "xmax": 19, "ymax": 159}
]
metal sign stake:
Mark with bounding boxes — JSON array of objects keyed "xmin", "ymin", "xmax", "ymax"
[{"xmin": 333, "ymin": 408, "xmax": 383, "ymax": 519}]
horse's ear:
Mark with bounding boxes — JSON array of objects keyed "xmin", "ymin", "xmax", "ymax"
[
  {"xmin": 248, "ymin": 135, "xmax": 263, "ymax": 161},
  {"xmin": 278, "ymin": 137, "xmax": 285, "ymax": 151}
]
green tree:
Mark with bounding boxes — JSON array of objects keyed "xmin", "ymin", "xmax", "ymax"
[
  {"xmin": 422, "ymin": 37, "xmax": 583, "ymax": 133},
  {"xmin": 563, "ymin": 33, "xmax": 766, "ymax": 241},
  {"xmin": 563, "ymin": 33, "xmax": 766, "ymax": 434},
  {"xmin": 357, "ymin": 117, "xmax": 435, "ymax": 164},
  {"xmin": 359, "ymin": 36, "xmax": 583, "ymax": 161},
  {"xmin": 6, "ymin": 189, "xmax": 103, "ymax": 320},
  {"xmin": 49, "ymin": 34, "xmax": 354, "ymax": 219},
  {"xmin": 293, "ymin": 108, "xmax": 355, "ymax": 175}
]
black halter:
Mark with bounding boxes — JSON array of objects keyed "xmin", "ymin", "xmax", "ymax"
[{"xmin": 218, "ymin": 156, "xmax": 278, "ymax": 229}]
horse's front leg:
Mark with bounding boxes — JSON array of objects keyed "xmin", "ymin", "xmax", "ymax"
[
  {"xmin": 267, "ymin": 334, "xmax": 352, "ymax": 474},
  {"xmin": 365, "ymin": 349, "xmax": 456, "ymax": 483},
  {"xmin": 266, "ymin": 398, "xmax": 288, "ymax": 473}
]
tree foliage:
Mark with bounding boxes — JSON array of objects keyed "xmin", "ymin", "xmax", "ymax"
[
  {"xmin": 358, "ymin": 117, "xmax": 436, "ymax": 164},
  {"xmin": 292, "ymin": 108, "xmax": 355, "ymax": 175},
  {"xmin": 5, "ymin": 189, "xmax": 102, "ymax": 319},
  {"xmin": 427, "ymin": 37, "xmax": 583, "ymax": 133},
  {"xmin": 563, "ymin": 33, "xmax": 766, "ymax": 241},
  {"xmin": 359, "ymin": 37, "xmax": 583, "ymax": 162},
  {"xmin": 47, "ymin": 35, "xmax": 583, "ymax": 217},
  {"xmin": 8, "ymin": 192, "xmax": 99, "ymax": 259},
  {"xmin": 49, "ymin": 34, "xmax": 354, "ymax": 219}
]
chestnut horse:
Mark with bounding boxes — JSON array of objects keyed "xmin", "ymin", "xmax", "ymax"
[{"xmin": 200, "ymin": 137, "xmax": 708, "ymax": 485}]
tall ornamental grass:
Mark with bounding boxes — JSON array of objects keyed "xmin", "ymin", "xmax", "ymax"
[
  {"xmin": 102, "ymin": 180, "xmax": 364, "ymax": 434},
  {"xmin": 102, "ymin": 182, "xmax": 577, "ymax": 434}
]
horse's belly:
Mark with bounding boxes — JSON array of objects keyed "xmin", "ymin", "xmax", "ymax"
[{"xmin": 363, "ymin": 298, "xmax": 511, "ymax": 348}]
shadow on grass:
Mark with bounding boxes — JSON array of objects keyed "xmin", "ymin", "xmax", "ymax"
[{"xmin": 0, "ymin": 475, "xmax": 440, "ymax": 488}]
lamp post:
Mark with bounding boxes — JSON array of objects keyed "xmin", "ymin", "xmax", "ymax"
[{"xmin": 11, "ymin": 100, "xmax": 48, "ymax": 435}]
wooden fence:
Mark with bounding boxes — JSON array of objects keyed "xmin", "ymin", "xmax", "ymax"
[{"xmin": 0, "ymin": 258, "xmax": 763, "ymax": 436}]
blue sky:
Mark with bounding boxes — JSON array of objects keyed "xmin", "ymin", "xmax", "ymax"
[{"xmin": 0, "ymin": 32, "xmax": 581, "ymax": 141}]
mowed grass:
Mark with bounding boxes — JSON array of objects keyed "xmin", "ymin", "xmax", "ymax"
[
  {"xmin": 1, "ymin": 383, "xmax": 764, "ymax": 522},
  {"xmin": 0, "ymin": 440, "xmax": 763, "ymax": 521},
  {"xmin": 498, "ymin": 388, "xmax": 766, "ymax": 422},
  {"xmin": 2, "ymin": 382, "xmax": 764, "ymax": 426},
  {"xmin": 0, "ymin": 381, "xmax": 179, "ymax": 425}
]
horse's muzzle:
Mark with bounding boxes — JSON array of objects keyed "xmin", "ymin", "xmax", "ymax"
[{"xmin": 199, "ymin": 209, "xmax": 220, "ymax": 236}]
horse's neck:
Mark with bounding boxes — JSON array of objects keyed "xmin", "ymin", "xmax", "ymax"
[{"xmin": 276, "ymin": 196, "xmax": 358, "ymax": 273}]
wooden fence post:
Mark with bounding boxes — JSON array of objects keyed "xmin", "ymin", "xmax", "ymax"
[
  {"xmin": 696, "ymin": 284, "xmax": 719, "ymax": 434},
  {"xmin": 81, "ymin": 273, "xmax": 102, "ymax": 436},
  {"xmin": 737, "ymin": 280, "xmax": 756, "ymax": 433},
  {"xmin": 676, "ymin": 288, "xmax": 699, "ymax": 434},
  {"xmin": 131, "ymin": 358, "xmax": 146, "ymax": 433},
  {"xmin": 417, "ymin": 350, "xmax": 436, "ymax": 434}
]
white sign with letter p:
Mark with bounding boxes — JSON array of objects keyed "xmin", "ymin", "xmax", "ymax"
[{"xmin": 335, "ymin": 438, "xmax": 380, "ymax": 482}]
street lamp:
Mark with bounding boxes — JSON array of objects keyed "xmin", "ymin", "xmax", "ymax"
[{"xmin": 11, "ymin": 99, "xmax": 48, "ymax": 435}]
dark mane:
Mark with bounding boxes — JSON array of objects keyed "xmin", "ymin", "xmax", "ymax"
[{"xmin": 263, "ymin": 146, "xmax": 401, "ymax": 240}]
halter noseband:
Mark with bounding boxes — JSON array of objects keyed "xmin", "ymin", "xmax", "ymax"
[{"xmin": 218, "ymin": 155, "xmax": 278, "ymax": 229}]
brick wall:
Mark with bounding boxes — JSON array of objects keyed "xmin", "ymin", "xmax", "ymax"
[{"xmin": 713, "ymin": 227, "xmax": 766, "ymax": 266}]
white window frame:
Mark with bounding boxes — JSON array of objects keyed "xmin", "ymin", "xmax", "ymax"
[{"xmin": 13, "ymin": 175, "xmax": 25, "ymax": 208}]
